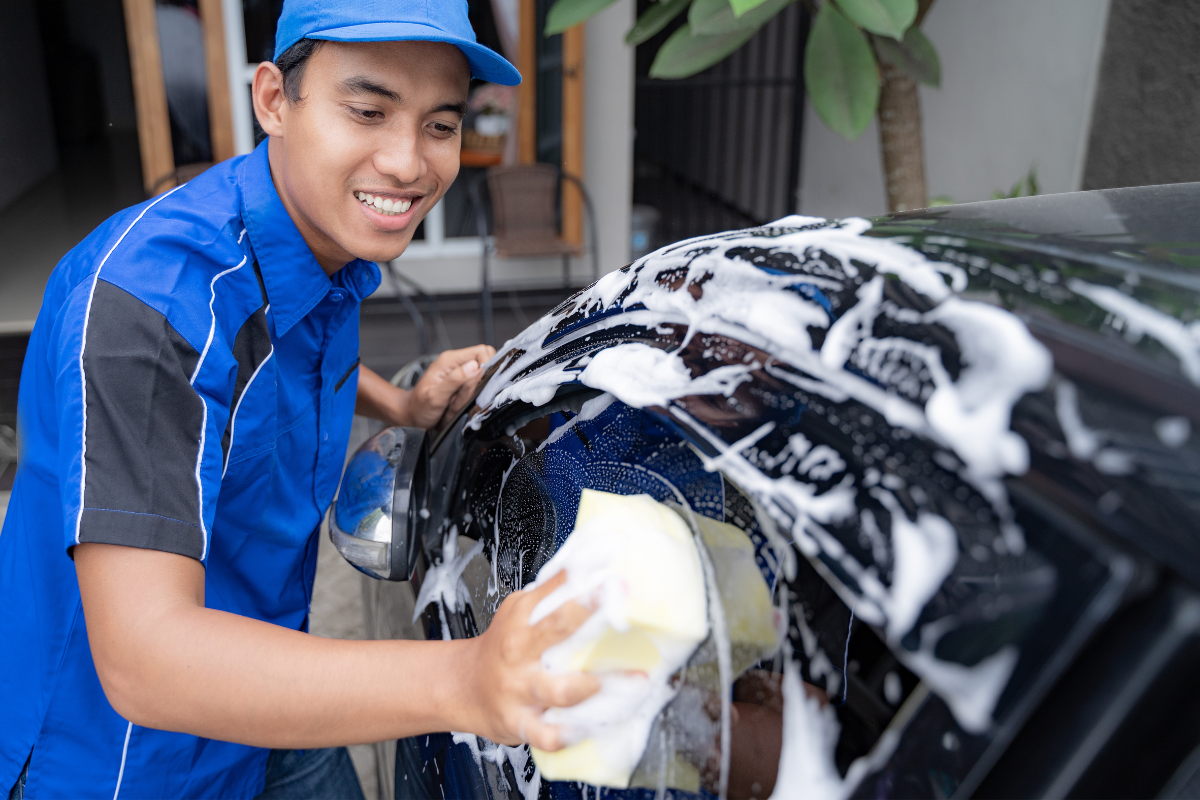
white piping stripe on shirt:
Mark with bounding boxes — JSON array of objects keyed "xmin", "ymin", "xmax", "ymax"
[
  {"xmin": 112, "ymin": 720, "xmax": 133, "ymax": 800},
  {"xmin": 195, "ymin": 400, "xmax": 210, "ymax": 560},
  {"xmin": 190, "ymin": 256, "xmax": 248, "ymax": 560},
  {"xmin": 75, "ymin": 186, "xmax": 183, "ymax": 545},
  {"xmin": 191, "ymin": 256, "xmax": 248, "ymax": 385},
  {"xmin": 222, "ymin": 342, "xmax": 274, "ymax": 480}
]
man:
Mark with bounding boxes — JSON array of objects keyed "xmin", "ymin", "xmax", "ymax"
[{"xmin": 0, "ymin": 2, "xmax": 597, "ymax": 797}]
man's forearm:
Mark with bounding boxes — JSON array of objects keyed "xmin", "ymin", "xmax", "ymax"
[
  {"xmin": 78, "ymin": 542, "xmax": 474, "ymax": 748},
  {"xmin": 355, "ymin": 364, "xmax": 411, "ymax": 426},
  {"xmin": 122, "ymin": 604, "xmax": 475, "ymax": 747}
]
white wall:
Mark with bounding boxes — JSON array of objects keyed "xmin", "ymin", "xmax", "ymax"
[
  {"xmin": 385, "ymin": 0, "xmax": 636, "ymax": 295},
  {"xmin": 798, "ymin": 0, "xmax": 1111, "ymax": 220}
]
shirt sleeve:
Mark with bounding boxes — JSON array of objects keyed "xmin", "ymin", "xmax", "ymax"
[{"xmin": 57, "ymin": 276, "xmax": 227, "ymax": 562}]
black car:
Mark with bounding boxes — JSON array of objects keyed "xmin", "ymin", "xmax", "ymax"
[{"xmin": 333, "ymin": 182, "xmax": 1200, "ymax": 800}]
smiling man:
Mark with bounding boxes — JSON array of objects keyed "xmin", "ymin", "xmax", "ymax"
[{"xmin": 0, "ymin": 3, "xmax": 598, "ymax": 799}]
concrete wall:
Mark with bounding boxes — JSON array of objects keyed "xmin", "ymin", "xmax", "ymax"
[
  {"xmin": 1082, "ymin": 0, "xmax": 1200, "ymax": 189},
  {"xmin": 0, "ymin": 0, "xmax": 58, "ymax": 211},
  {"xmin": 386, "ymin": 0, "xmax": 636, "ymax": 295},
  {"xmin": 798, "ymin": 0, "xmax": 1111, "ymax": 219}
]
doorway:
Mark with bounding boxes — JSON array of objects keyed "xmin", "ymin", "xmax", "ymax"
[{"xmin": 631, "ymin": 2, "xmax": 809, "ymax": 248}]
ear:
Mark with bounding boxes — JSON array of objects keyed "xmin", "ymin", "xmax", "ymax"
[{"xmin": 252, "ymin": 61, "xmax": 287, "ymax": 138}]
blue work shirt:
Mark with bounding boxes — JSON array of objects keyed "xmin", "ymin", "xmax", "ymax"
[{"xmin": 0, "ymin": 141, "xmax": 381, "ymax": 799}]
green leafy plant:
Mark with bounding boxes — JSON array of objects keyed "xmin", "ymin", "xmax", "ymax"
[
  {"xmin": 992, "ymin": 166, "xmax": 1040, "ymax": 200},
  {"xmin": 546, "ymin": 0, "xmax": 939, "ymax": 139},
  {"xmin": 545, "ymin": 0, "xmax": 941, "ymax": 211}
]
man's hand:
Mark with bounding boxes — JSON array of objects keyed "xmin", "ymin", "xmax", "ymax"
[
  {"xmin": 403, "ymin": 344, "xmax": 495, "ymax": 428},
  {"xmin": 460, "ymin": 571, "xmax": 601, "ymax": 750},
  {"xmin": 356, "ymin": 344, "xmax": 495, "ymax": 429}
]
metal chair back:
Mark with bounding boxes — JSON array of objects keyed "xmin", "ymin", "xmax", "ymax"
[{"xmin": 469, "ymin": 164, "xmax": 600, "ymax": 345}]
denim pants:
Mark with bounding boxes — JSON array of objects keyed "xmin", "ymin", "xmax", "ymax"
[{"xmin": 6, "ymin": 747, "xmax": 363, "ymax": 800}]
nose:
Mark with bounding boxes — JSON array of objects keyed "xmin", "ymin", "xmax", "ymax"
[{"xmin": 373, "ymin": 124, "xmax": 425, "ymax": 187}]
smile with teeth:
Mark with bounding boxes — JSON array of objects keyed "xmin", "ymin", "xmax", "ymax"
[{"xmin": 356, "ymin": 191, "xmax": 414, "ymax": 216}]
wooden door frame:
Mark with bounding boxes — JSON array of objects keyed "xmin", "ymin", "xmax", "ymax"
[
  {"xmin": 516, "ymin": 0, "xmax": 584, "ymax": 245},
  {"xmin": 122, "ymin": 0, "xmax": 236, "ymax": 195}
]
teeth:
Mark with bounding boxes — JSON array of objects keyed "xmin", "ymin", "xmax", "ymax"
[{"xmin": 356, "ymin": 191, "xmax": 414, "ymax": 216}]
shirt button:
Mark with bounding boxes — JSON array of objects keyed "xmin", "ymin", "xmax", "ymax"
[
  {"xmin": 329, "ymin": 289, "xmax": 346, "ymax": 302},
  {"xmin": 323, "ymin": 431, "xmax": 329, "ymax": 442}
]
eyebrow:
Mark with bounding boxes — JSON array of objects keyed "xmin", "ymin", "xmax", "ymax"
[
  {"xmin": 337, "ymin": 76, "xmax": 468, "ymax": 117},
  {"xmin": 338, "ymin": 76, "xmax": 402, "ymax": 104}
]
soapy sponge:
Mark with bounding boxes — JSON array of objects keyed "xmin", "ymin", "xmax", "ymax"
[{"xmin": 528, "ymin": 489, "xmax": 709, "ymax": 788}]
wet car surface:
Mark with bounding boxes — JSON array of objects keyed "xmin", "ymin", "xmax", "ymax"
[{"xmin": 348, "ymin": 182, "xmax": 1200, "ymax": 799}]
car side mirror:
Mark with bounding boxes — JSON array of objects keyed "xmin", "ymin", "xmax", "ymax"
[{"xmin": 329, "ymin": 426, "xmax": 429, "ymax": 581}]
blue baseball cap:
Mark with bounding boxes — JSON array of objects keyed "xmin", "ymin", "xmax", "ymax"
[{"xmin": 273, "ymin": 0, "xmax": 521, "ymax": 86}]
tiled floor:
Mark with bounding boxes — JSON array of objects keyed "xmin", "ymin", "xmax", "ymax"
[{"xmin": 0, "ymin": 289, "xmax": 572, "ymax": 799}]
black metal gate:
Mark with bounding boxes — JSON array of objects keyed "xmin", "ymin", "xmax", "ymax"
[{"xmin": 633, "ymin": 2, "xmax": 808, "ymax": 247}]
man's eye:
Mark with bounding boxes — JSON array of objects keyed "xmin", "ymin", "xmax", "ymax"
[
  {"xmin": 360, "ymin": 109, "xmax": 382, "ymax": 119},
  {"xmin": 431, "ymin": 123, "xmax": 457, "ymax": 134}
]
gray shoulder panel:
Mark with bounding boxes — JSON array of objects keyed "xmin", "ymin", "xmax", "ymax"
[{"xmin": 78, "ymin": 279, "xmax": 206, "ymax": 560}]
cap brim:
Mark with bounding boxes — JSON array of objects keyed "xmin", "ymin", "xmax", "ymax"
[{"xmin": 300, "ymin": 22, "xmax": 521, "ymax": 86}]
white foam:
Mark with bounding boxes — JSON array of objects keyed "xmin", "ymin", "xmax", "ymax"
[
  {"xmin": 450, "ymin": 732, "xmax": 543, "ymax": 800},
  {"xmin": 768, "ymin": 654, "xmax": 904, "ymax": 800},
  {"xmin": 580, "ymin": 343, "xmax": 756, "ymax": 408},
  {"xmin": 768, "ymin": 660, "xmax": 843, "ymax": 800},
  {"xmin": 413, "ymin": 527, "xmax": 484, "ymax": 639},
  {"xmin": 1068, "ymin": 278, "xmax": 1200, "ymax": 384},
  {"xmin": 1155, "ymin": 415, "xmax": 1191, "ymax": 448},
  {"xmin": 1055, "ymin": 380, "xmax": 1136, "ymax": 476},
  {"xmin": 876, "ymin": 490, "xmax": 958, "ymax": 641},
  {"xmin": 901, "ymin": 644, "xmax": 1018, "ymax": 735}
]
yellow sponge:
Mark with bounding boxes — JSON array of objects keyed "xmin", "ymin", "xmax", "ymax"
[{"xmin": 528, "ymin": 489, "xmax": 709, "ymax": 788}]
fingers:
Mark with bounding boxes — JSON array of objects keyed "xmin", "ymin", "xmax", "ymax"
[
  {"xmin": 531, "ymin": 670, "xmax": 600, "ymax": 710},
  {"xmin": 432, "ymin": 344, "xmax": 495, "ymax": 374},
  {"xmin": 531, "ymin": 600, "xmax": 594, "ymax": 650},
  {"xmin": 516, "ymin": 711, "xmax": 566, "ymax": 751},
  {"xmin": 419, "ymin": 347, "xmax": 493, "ymax": 412},
  {"xmin": 522, "ymin": 569, "xmax": 568, "ymax": 604}
]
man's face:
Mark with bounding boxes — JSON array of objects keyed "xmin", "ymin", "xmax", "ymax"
[{"xmin": 256, "ymin": 40, "xmax": 470, "ymax": 271}]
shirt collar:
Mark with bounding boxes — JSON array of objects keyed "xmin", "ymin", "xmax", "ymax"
[{"xmin": 237, "ymin": 141, "xmax": 381, "ymax": 336}]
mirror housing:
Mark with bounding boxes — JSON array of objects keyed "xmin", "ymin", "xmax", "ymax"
[{"xmin": 329, "ymin": 426, "xmax": 428, "ymax": 581}]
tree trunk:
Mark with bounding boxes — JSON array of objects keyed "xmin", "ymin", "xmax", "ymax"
[
  {"xmin": 877, "ymin": 61, "xmax": 927, "ymax": 212},
  {"xmin": 877, "ymin": 0, "xmax": 936, "ymax": 213}
]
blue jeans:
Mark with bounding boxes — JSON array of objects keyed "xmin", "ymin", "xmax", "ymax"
[
  {"xmin": 6, "ymin": 747, "xmax": 363, "ymax": 800},
  {"xmin": 256, "ymin": 747, "xmax": 365, "ymax": 800}
]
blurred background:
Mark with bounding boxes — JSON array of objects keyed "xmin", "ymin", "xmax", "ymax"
[
  {"xmin": 1, "ymin": 0, "xmax": 1197, "ymax": 333},
  {"xmin": 0, "ymin": 0, "xmax": 1197, "ymax": 795}
]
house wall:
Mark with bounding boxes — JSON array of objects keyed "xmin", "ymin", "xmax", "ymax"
[
  {"xmin": 0, "ymin": 0, "xmax": 58, "ymax": 211},
  {"xmin": 384, "ymin": 0, "xmax": 637, "ymax": 295},
  {"xmin": 797, "ymin": 0, "xmax": 1111, "ymax": 219}
]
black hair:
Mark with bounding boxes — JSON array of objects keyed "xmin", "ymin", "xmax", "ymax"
[{"xmin": 275, "ymin": 38, "xmax": 325, "ymax": 104}]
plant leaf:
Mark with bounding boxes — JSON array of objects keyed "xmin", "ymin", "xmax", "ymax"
[
  {"xmin": 832, "ymin": 0, "xmax": 915, "ymax": 39},
  {"xmin": 545, "ymin": 0, "xmax": 620, "ymax": 35},
  {"xmin": 730, "ymin": 0, "xmax": 772, "ymax": 15},
  {"xmin": 626, "ymin": 0, "xmax": 694, "ymax": 45},
  {"xmin": 872, "ymin": 25, "xmax": 940, "ymax": 86},
  {"xmin": 805, "ymin": 1, "xmax": 879, "ymax": 139},
  {"xmin": 650, "ymin": 20, "xmax": 758, "ymax": 79},
  {"xmin": 690, "ymin": 0, "xmax": 794, "ymax": 35}
]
